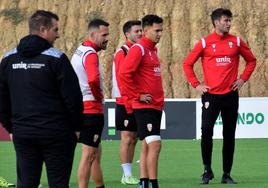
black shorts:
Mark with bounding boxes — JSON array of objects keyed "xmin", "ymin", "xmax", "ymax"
[
  {"xmin": 115, "ymin": 104, "xmax": 137, "ymax": 132},
  {"xmin": 79, "ymin": 114, "xmax": 104, "ymax": 148},
  {"xmin": 134, "ymin": 108, "xmax": 162, "ymax": 140}
]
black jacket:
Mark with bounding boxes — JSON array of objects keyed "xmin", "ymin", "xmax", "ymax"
[{"xmin": 0, "ymin": 35, "xmax": 83, "ymax": 137}]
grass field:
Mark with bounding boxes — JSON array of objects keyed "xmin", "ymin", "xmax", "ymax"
[{"xmin": 0, "ymin": 139, "xmax": 268, "ymax": 188}]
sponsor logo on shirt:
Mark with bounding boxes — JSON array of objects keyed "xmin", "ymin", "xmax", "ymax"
[
  {"xmin": 215, "ymin": 56, "xmax": 231, "ymax": 66},
  {"xmin": 12, "ymin": 61, "xmax": 27, "ymax": 69},
  {"xmin": 12, "ymin": 61, "xmax": 45, "ymax": 70},
  {"xmin": 75, "ymin": 49, "xmax": 83, "ymax": 57}
]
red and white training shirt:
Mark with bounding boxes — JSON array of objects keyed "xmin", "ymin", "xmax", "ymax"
[
  {"xmin": 71, "ymin": 40, "xmax": 104, "ymax": 114},
  {"xmin": 112, "ymin": 40, "xmax": 133, "ymax": 113},
  {"xmin": 183, "ymin": 32, "xmax": 256, "ymax": 94},
  {"xmin": 119, "ymin": 36, "xmax": 164, "ymax": 111}
]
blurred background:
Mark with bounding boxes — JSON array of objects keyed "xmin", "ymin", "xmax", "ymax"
[{"xmin": 0, "ymin": 0, "xmax": 267, "ymax": 98}]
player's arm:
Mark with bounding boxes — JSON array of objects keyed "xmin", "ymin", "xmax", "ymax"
[
  {"xmin": 182, "ymin": 40, "xmax": 203, "ymax": 87},
  {"xmin": 232, "ymin": 39, "xmax": 256, "ymax": 91},
  {"xmin": 114, "ymin": 50, "xmax": 125, "ymax": 79},
  {"xmin": 182, "ymin": 40, "xmax": 209, "ymax": 94},
  {"xmin": 114, "ymin": 50, "xmax": 134, "ymax": 113},
  {"xmin": 0, "ymin": 59, "xmax": 12, "ymax": 133},
  {"xmin": 239, "ymin": 39, "xmax": 257, "ymax": 81},
  {"xmin": 114, "ymin": 50, "xmax": 125, "ymax": 94},
  {"xmin": 84, "ymin": 53, "xmax": 103, "ymax": 102},
  {"xmin": 119, "ymin": 46, "xmax": 142, "ymax": 101}
]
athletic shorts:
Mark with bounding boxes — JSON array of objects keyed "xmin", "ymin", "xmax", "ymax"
[
  {"xmin": 79, "ymin": 114, "xmax": 104, "ymax": 148},
  {"xmin": 115, "ymin": 104, "xmax": 137, "ymax": 132},
  {"xmin": 134, "ymin": 108, "xmax": 162, "ymax": 140}
]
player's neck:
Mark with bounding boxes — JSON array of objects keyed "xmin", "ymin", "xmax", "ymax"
[{"xmin": 215, "ymin": 29, "xmax": 228, "ymax": 36}]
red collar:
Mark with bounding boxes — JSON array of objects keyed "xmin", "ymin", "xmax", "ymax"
[
  {"xmin": 125, "ymin": 40, "xmax": 134, "ymax": 48},
  {"xmin": 212, "ymin": 31, "xmax": 230, "ymax": 40},
  {"xmin": 83, "ymin": 40, "xmax": 99, "ymax": 52},
  {"xmin": 140, "ymin": 36, "xmax": 156, "ymax": 49}
]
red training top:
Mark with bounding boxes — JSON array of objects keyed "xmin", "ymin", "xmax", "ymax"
[
  {"xmin": 183, "ymin": 32, "xmax": 256, "ymax": 94},
  {"xmin": 119, "ymin": 36, "xmax": 164, "ymax": 111},
  {"xmin": 113, "ymin": 40, "xmax": 133, "ymax": 113}
]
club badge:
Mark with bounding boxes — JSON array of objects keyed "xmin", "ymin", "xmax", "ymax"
[
  {"xmin": 124, "ymin": 119, "xmax": 129, "ymax": 127},
  {"xmin": 228, "ymin": 41, "xmax": 233, "ymax": 48},
  {"xmin": 204, "ymin": 102, "xmax": 210, "ymax": 109},
  {"xmin": 212, "ymin": 44, "xmax": 216, "ymax": 52},
  {"xmin": 149, "ymin": 51, "xmax": 153, "ymax": 60},
  {"xmin": 93, "ymin": 134, "xmax": 99, "ymax": 143},
  {"xmin": 147, "ymin": 123, "xmax": 152, "ymax": 132}
]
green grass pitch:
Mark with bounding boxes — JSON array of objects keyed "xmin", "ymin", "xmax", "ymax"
[{"xmin": 0, "ymin": 139, "xmax": 267, "ymax": 188}]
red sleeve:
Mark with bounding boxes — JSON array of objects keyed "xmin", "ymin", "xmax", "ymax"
[
  {"xmin": 84, "ymin": 53, "xmax": 103, "ymax": 101},
  {"xmin": 114, "ymin": 49, "xmax": 125, "ymax": 92},
  {"xmin": 114, "ymin": 50, "xmax": 125, "ymax": 75},
  {"xmin": 182, "ymin": 40, "xmax": 203, "ymax": 88},
  {"xmin": 119, "ymin": 45, "xmax": 142, "ymax": 101},
  {"xmin": 239, "ymin": 39, "xmax": 257, "ymax": 81}
]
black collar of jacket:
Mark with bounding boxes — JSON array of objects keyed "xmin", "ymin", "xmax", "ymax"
[{"xmin": 17, "ymin": 35, "xmax": 52, "ymax": 58}]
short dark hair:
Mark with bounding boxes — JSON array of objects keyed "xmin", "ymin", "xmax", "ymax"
[
  {"xmin": 29, "ymin": 10, "xmax": 59, "ymax": 33},
  {"xmin": 88, "ymin": 19, "xmax": 109, "ymax": 30},
  {"xmin": 211, "ymin": 8, "xmax": 232, "ymax": 27},
  {"xmin": 142, "ymin": 14, "xmax": 163, "ymax": 28},
  {"xmin": 123, "ymin": 20, "xmax": 141, "ymax": 34}
]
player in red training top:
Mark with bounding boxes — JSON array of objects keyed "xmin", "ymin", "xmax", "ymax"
[
  {"xmin": 183, "ymin": 8, "xmax": 256, "ymax": 185},
  {"xmin": 71, "ymin": 19, "xmax": 109, "ymax": 188},
  {"xmin": 112, "ymin": 20, "xmax": 142, "ymax": 185},
  {"xmin": 120, "ymin": 14, "xmax": 164, "ymax": 188}
]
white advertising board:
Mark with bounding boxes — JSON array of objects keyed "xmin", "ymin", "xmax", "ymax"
[{"xmin": 196, "ymin": 97, "xmax": 268, "ymax": 139}]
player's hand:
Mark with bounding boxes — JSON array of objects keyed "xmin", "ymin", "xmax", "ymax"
[
  {"xmin": 140, "ymin": 94, "xmax": 152, "ymax": 104},
  {"xmin": 196, "ymin": 85, "xmax": 210, "ymax": 95},
  {"xmin": 231, "ymin": 79, "xmax": 245, "ymax": 91},
  {"xmin": 75, "ymin": 132, "xmax": 80, "ymax": 139},
  {"xmin": 9, "ymin": 133, "xmax": 13, "ymax": 141}
]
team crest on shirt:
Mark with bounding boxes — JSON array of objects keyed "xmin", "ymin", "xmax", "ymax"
[
  {"xmin": 212, "ymin": 44, "xmax": 216, "ymax": 52},
  {"xmin": 153, "ymin": 66, "xmax": 161, "ymax": 76},
  {"xmin": 124, "ymin": 120, "xmax": 129, "ymax": 127},
  {"xmin": 204, "ymin": 102, "xmax": 210, "ymax": 109},
  {"xmin": 147, "ymin": 123, "xmax": 153, "ymax": 132},
  {"xmin": 228, "ymin": 41, "xmax": 233, "ymax": 48},
  {"xmin": 93, "ymin": 134, "xmax": 99, "ymax": 142},
  {"xmin": 149, "ymin": 51, "xmax": 153, "ymax": 60}
]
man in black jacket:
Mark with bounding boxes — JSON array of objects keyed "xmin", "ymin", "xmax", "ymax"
[{"xmin": 0, "ymin": 10, "xmax": 83, "ymax": 188}]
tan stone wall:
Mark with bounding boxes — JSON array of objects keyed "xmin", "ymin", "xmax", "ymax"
[{"xmin": 0, "ymin": 0, "xmax": 267, "ymax": 98}]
